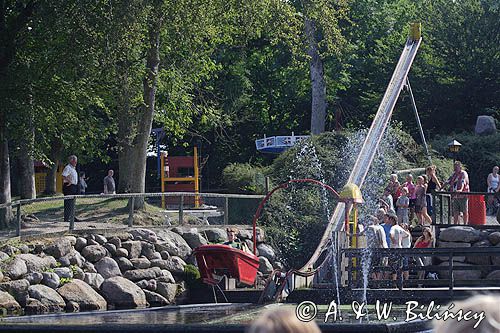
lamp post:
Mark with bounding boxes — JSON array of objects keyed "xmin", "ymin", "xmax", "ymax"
[{"xmin": 448, "ymin": 139, "xmax": 462, "ymax": 163}]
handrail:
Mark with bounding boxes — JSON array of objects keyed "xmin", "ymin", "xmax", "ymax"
[{"xmin": 0, "ymin": 191, "xmax": 266, "ymax": 210}]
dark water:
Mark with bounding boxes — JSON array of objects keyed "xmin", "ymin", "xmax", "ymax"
[{"xmin": 0, "ymin": 303, "xmax": 431, "ymax": 332}]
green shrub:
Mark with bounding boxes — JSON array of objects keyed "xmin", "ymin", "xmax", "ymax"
[
  {"xmin": 184, "ymin": 264, "xmax": 203, "ymax": 290},
  {"xmin": 222, "ymin": 163, "xmax": 268, "ymax": 194}
]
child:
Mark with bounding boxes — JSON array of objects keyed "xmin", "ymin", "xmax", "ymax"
[
  {"xmin": 403, "ymin": 174, "xmax": 416, "ymax": 222},
  {"xmin": 415, "ymin": 176, "xmax": 432, "ymax": 225},
  {"xmin": 396, "ymin": 187, "xmax": 410, "ymax": 225}
]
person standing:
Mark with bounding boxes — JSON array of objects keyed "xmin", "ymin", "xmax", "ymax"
[
  {"xmin": 396, "ymin": 187, "xmax": 410, "ymax": 225},
  {"xmin": 442, "ymin": 161, "xmax": 470, "ymax": 224},
  {"xmin": 62, "ymin": 155, "xmax": 80, "ymax": 222},
  {"xmin": 103, "ymin": 169, "xmax": 116, "ymax": 195},
  {"xmin": 415, "ymin": 176, "xmax": 432, "ymax": 225},
  {"xmin": 79, "ymin": 172, "xmax": 88, "ymax": 195},
  {"xmin": 486, "ymin": 166, "xmax": 499, "ymax": 215},
  {"xmin": 403, "ymin": 174, "xmax": 416, "ymax": 223},
  {"xmin": 425, "ymin": 165, "xmax": 441, "ymax": 216}
]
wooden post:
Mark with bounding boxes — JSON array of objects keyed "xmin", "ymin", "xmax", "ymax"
[
  {"xmin": 194, "ymin": 146, "xmax": 200, "ymax": 208},
  {"xmin": 128, "ymin": 197, "xmax": 135, "ymax": 227},
  {"xmin": 447, "ymin": 195, "xmax": 452, "ymax": 225},
  {"xmin": 439, "ymin": 194, "xmax": 444, "ymax": 224},
  {"xmin": 16, "ymin": 204, "xmax": 21, "ymax": 237},
  {"xmin": 179, "ymin": 195, "xmax": 184, "ymax": 225},
  {"xmin": 161, "ymin": 152, "xmax": 165, "ymax": 209},
  {"xmin": 69, "ymin": 196, "xmax": 75, "ymax": 231},
  {"xmin": 265, "ymin": 177, "xmax": 270, "ymax": 194},
  {"xmin": 448, "ymin": 254, "xmax": 454, "ymax": 291},
  {"xmin": 224, "ymin": 197, "xmax": 229, "ymax": 225}
]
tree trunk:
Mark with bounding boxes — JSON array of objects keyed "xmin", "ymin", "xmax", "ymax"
[
  {"xmin": 44, "ymin": 138, "xmax": 63, "ymax": 195},
  {"xmin": 305, "ymin": 18, "xmax": 327, "ymax": 135},
  {"xmin": 117, "ymin": 12, "xmax": 163, "ymax": 209},
  {"xmin": 0, "ymin": 112, "xmax": 12, "ymax": 228},
  {"xmin": 18, "ymin": 103, "xmax": 36, "ymax": 199}
]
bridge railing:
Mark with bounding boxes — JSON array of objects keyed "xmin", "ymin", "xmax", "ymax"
[
  {"xmin": 432, "ymin": 191, "xmax": 498, "ymax": 226},
  {"xmin": 0, "ymin": 192, "xmax": 264, "ymax": 239},
  {"xmin": 342, "ymin": 247, "xmax": 500, "ymax": 291}
]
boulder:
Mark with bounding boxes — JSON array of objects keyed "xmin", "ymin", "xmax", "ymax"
[
  {"xmin": 66, "ymin": 301, "xmax": 80, "ymax": 312},
  {"xmin": 156, "ymin": 282, "xmax": 177, "ymax": 303},
  {"xmin": 438, "ymin": 262, "xmax": 482, "ymax": 280},
  {"xmin": 163, "ymin": 256, "xmax": 186, "ymax": 275},
  {"xmin": 439, "ymin": 226, "xmax": 481, "ymax": 243},
  {"xmin": 4, "ymin": 257, "xmax": 28, "ymax": 279},
  {"xmin": 0, "ymin": 291, "xmax": 21, "ymax": 314},
  {"xmin": 466, "ymin": 240, "xmax": 492, "ymax": 266},
  {"xmin": 108, "ymin": 237, "xmax": 122, "ymax": 249},
  {"xmin": 81, "ymin": 245, "xmax": 108, "ymax": 263},
  {"xmin": 87, "ymin": 239, "xmax": 99, "ymax": 246},
  {"xmin": 181, "ymin": 229, "xmax": 208, "ymax": 249},
  {"xmin": 0, "ymin": 251, "xmax": 9, "ymax": 261},
  {"xmin": 58, "ymin": 280, "xmax": 107, "ymax": 311},
  {"xmin": 83, "ymin": 273, "xmax": 104, "ymax": 290},
  {"xmin": 94, "ymin": 234, "xmax": 107, "ymax": 245},
  {"xmin": 130, "ymin": 258, "xmax": 151, "ymax": 269},
  {"xmin": 141, "ymin": 242, "xmax": 156, "ymax": 259},
  {"xmin": 123, "ymin": 268, "xmax": 158, "ymax": 282},
  {"xmin": 486, "ymin": 270, "xmax": 500, "ymax": 280},
  {"xmin": 42, "ymin": 272, "xmax": 60, "ymax": 289},
  {"xmin": 83, "ymin": 261, "xmax": 97, "ymax": 273},
  {"xmin": 115, "ymin": 257, "xmax": 134, "ymax": 272},
  {"xmin": 0, "ymin": 279, "xmax": 30, "ymax": 306},
  {"xmin": 436, "ymin": 241, "xmax": 471, "ymax": 262},
  {"xmin": 104, "ymin": 243, "xmax": 117, "ymax": 256},
  {"xmin": 95, "ymin": 258, "xmax": 122, "ymax": 279},
  {"xmin": 26, "ymin": 272, "xmax": 44, "ymax": 285},
  {"xmin": 474, "ymin": 115, "xmax": 497, "ymax": 136},
  {"xmin": 148, "ymin": 252, "xmax": 162, "ymax": 261},
  {"xmin": 488, "ymin": 232, "xmax": 500, "ymax": 245},
  {"xmin": 143, "ymin": 290, "xmax": 169, "ymax": 306},
  {"xmin": 18, "ymin": 244, "xmax": 30, "ymax": 254},
  {"xmin": 1, "ymin": 245, "xmax": 18, "ymax": 256},
  {"xmin": 58, "ymin": 256, "xmax": 71, "ymax": 267},
  {"xmin": 54, "ymin": 267, "xmax": 73, "ymax": 279},
  {"xmin": 257, "ymin": 244, "xmax": 276, "ymax": 262},
  {"xmin": 203, "ymin": 228, "xmax": 227, "ymax": 243},
  {"xmin": 122, "ymin": 241, "xmax": 142, "ymax": 259},
  {"xmin": 17, "ymin": 254, "xmax": 56, "ymax": 273},
  {"xmin": 75, "ymin": 237, "xmax": 87, "ymax": 251},
  {"xmin": 44, "ymin": 237, "xmax": 73, "ymax": 258},
  {"xmin": 100, "ymin": 276, "xmax": 147, "ymax": 308},
  {"xmin": 25, "ymin": 297, "xmax": 49, "ymax": 315},
  {"xmin": 62, "ymin": 250, "xmax": 85, "ymax": 268},
  {"xmin": 136, "ymin": 279, "xmax": 157, "ymax": 291},
  {"xmin": 115, "ymin": 248, "xmax": 129, "ymax": 258},
  {"xmin": 65, "ymin": 236, "xmax": 77, "ymax": 246},
  {"xmin": 258, "ymin": 256, "xmax": 273, "ymax": 274},
  {"xmin": 150, "ymin": 259, "xmax": 169, "ymax": 270},
  {"xmin": 156, "ymin": 271, "xmax": 175, "ymax": 284},
  {"xmin": 130, "ymin": 229, "xmax": 158, "ymax": 243},
  {"xmin": 73, "ymin": 266, "xmax": 85, "ymax": 280},
  {"xmin": 155, "ymin": 230, "xmax": 192, "ymax": 260},
  {"xmin": 238, "ymin": 228, "xmax": 265, "ymax": 242},
  {"xmin": 28, "ymin": 285, "xmax": 65, "ymax": 312},
  {"xmin": 160, "ymin": 251, "xmax": 170, "ymax": 260}
]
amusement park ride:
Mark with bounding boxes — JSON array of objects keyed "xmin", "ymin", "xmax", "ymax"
[{"xmin": 193, "ymin": 23, "xmax": 424, "ymax": 300}]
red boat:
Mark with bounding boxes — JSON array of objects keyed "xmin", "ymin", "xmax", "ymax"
[{"xmin": 193, "ymin": 245, "xmax": 260, "ymax": 286}]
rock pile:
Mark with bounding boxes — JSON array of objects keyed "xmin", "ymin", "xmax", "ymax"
[
  {"xmin": 435, "ymin": 226, "xmax": 500, "ymax": 280},
  {"xmin": 0, "ymin": 226, "xmax": 280, "ymax": 316}
]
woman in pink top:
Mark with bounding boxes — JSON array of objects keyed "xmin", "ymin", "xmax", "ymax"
[{"xmin": 403, "ymin": 174, "xmax": 416, "ymax": 223}]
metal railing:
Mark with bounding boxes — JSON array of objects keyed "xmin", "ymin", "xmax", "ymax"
[
  {"xmin": 432, "ymin": 191, "xmax": 499, "ymax": 226},
  {"xmin": 343, "ymin": 247, "xmax": 500, "ymax": 291},
  {"xmin": 0, "ymin": 192, "xmax": 265, "ymax": 239}
]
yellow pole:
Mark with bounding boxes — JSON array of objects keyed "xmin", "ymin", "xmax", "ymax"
[
  {"xmin": 161, "ymin": 152, "xmax": 165, "ymax": 209},
  {"xmin": 353, "ymin": 204, "xmax": 358, "ymax": 248},
  {"xmin": 194, "ymin": 146, "xmax": 200, "ymax": 207}
]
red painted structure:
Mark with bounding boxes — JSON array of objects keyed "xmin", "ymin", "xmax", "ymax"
[
  {"xmin": 162, "ymin": 154, "xmax": 198, "ymax": 205},
  {"xmin": 193, "ymin": 245, "xmax": 260, "ymax": 286}
]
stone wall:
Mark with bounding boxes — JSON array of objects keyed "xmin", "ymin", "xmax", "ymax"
[
  {"xmin": 435, "ymin": 226, "xmax": 500, "ymax": 280},
  {"xmin": 0, "ymin": 227, "xmax": 280, "ymax": 316}
]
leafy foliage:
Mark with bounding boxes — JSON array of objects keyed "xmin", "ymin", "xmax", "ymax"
[{"xmin": 222, "ymin": 163, "xmax": 268, "ymax": 194}]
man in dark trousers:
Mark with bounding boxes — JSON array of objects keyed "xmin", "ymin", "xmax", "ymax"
[{"xmin": 62, "ymin": 155, "xmax": 80, "ymax": 222}]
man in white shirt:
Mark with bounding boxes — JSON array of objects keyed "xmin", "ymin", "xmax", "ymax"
[
  {"xmin": 365, "ymin": 216, "xmax": 388, "ymax": 280},
  {"xmin": 389, "ymin": 214, "xmax": 410, "ymax": 282},
  {"xmin": 62, "ymin": 155, "xmax": 80, "ymax": 222}
]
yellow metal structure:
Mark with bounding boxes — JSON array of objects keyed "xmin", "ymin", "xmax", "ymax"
[
  {"xmin": 35, "ymin": 165, "xmax": 63, "ymax": 194},
  {"xmin": 339, "ymin": 183, "xmax": 363, "ymax": 204},
  {"xmin": 160, "ymin": 147, "xmax": 200, "ymax": 208},
  {"xmin": 409, "ymin": 22, "xmax": 421, "ymax": 41}
]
